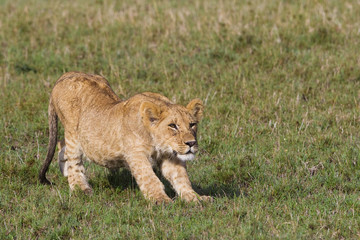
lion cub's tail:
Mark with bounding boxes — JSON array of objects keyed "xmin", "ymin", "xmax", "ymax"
[{"xmin": 39, "ymin": 99, "xmax": 58, "ymax": 184}]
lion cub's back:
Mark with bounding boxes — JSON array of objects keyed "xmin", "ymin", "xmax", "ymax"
[
  {"xmin": 54, "ymin": 72, "xmax": 118, "ymax": 100},
  {"xmin": 50, "ymin": 72, "xmax": 120, "ymax": 127}
]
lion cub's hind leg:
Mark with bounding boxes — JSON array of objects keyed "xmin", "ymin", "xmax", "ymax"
[
  {"xmin": 57, "ymin": 140, "xmax": 68, "ymax": 176},
  {"xmin": 64, "ymin": 132, "xmax": 93, "ymax": 195}
]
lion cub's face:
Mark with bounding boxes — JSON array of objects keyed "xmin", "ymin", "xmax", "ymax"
[{"xmin": 140, "ymin": 99, "xmax": 203, "ymax": 161}]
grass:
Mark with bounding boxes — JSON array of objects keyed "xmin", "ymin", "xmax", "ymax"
[{"xmin": 1, "ymin": 0, "xmax": 360, "ymax": 238}]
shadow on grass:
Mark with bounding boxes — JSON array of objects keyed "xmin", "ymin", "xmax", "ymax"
[
  {"xmin": 106, "ymin": 169, "xmax": 242, "ymax": 199},
  {"xmin": 106, "ymin": 168, "xmax": 137, "ymax": 190},
  {"xmin": 106, "ymin": 168, "xmax": 178, "ymax": 198}
]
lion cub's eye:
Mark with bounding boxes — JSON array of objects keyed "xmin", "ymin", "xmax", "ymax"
[
  {"xmin": 190, "ymin": 123, "xmax": 197, "ymax": 128},
  {"xmin": 168, "ymin": 123, "xmax": 178, "ymax": 129}
]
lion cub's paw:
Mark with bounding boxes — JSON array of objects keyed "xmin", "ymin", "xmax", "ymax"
[
  {"xmin": 181, "ymin": 191, "xmax": 200, "ymax": 202},
  {"xmin": 148, "ymin": 192, "xmax": 173, "ymax": 204},
  {"xmin": 71, "ymin": 185, "xmax": 93, "ymax": 196},
  {"xmin": 199, "ymin": 195, "xmax": 213, "ymax": 202},
  {"xmin": 181, "ymin": 192, "xmax": 213, "ymax": 203},
  {"xmin": 83, "ymin": 188, "xmax": 93, "ymax": 196},
  {"xmin": 153, "ymin": 196, "xmax": 173, "ymax": 205}
]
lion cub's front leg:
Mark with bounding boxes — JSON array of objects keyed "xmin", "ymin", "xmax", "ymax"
[
  {"xmin": 127, "ymin": 154, "xmax": 172, "ymax": 204},
  {"xmin": 161, "ymin": 159, "xmax": 212, "ymax": 202}
]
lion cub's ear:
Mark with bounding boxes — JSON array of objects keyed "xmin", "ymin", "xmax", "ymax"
[
  {"xmin": 187, "ymin": 99, "xmax": 204, "ymax": 121},
  {"xmin": 140, "ymin": 101, "xmax": 163, "ymax": 125}
]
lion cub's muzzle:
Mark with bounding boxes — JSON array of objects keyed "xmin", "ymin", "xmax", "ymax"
[{"xmin": 173, "ymin": 140, "xmax": 198, "ymax": 162}]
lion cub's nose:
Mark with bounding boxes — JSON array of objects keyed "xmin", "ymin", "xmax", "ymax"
[{"xmin": 185, "ymin": 141, "xmax": 197, "ymax": 147}]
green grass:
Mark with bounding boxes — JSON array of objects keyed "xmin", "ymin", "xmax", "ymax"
[{"xmin": 1, "ymin": 0, "xmax": 360, "ymax": 238}]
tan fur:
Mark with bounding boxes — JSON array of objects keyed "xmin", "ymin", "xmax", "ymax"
[{"xmin": 39, "ymin": 72, "xmax": 211, "ymax": 203}]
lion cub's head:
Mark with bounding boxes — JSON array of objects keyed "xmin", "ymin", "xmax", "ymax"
[{"xmin": 140, "ymin": 99, "xmax": 203, "ymax": 161}]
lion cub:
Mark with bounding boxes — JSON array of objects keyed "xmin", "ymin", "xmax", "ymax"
[{"xmin": 39, "ymin": 72, "xmax": 211, "ymax": 203}]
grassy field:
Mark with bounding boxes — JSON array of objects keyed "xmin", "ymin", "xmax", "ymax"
[{"xmin": 1, "ymin": 0, "xmax": 360, "ymax": 238}]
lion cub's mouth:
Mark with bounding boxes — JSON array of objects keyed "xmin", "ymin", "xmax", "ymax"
[{"xmin": 173, "ymin": 150, "xmax": 196, "ymax": 162}]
